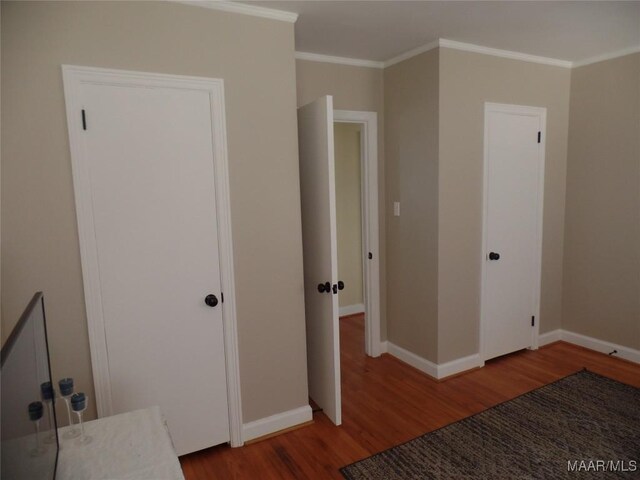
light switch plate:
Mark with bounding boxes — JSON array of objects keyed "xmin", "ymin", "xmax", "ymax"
[{"xmin": 393, "ymin": 202, "xmax": 400, "ymax": 216}]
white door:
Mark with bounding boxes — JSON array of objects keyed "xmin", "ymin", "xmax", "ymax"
[
  {"xmin": 297, "ymin": 96, "xmax": 342, "ymax": 425},
  {"xmin": 64, "ymin": 69, "xmax": 230, "ymax": 455},
  {"xmin": 482, "ymin": 103, "xmax": 546, "ymax": 361}
]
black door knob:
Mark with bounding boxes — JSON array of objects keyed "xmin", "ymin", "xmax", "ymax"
[
  {"xmin": 338, "ymin": 281, "xmax": 345, "ymax": 291},
  {"xmin": 489, "ymin": 252, "xmax": 500, "ymax": 261},
  {"xmin": 317, "ymin": 282, "xmax": 331, "ymax": 293},
  {"xmin": 204, "ymin": 294, "xmax": 219, "ymax": 307}
]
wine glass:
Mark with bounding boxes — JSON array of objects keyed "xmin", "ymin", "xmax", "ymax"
[
  {"xmin": 71, "ymin": 392, "xmax": 92, "ymax": 445},
  {"xmin": 58, "ymin": 378, "xmax": 80, "ymax": 439},
  {"xmin": 40, "ymin": 382, "xmax": 56, "ymax": 444},
  {"xmin": 28, "ymin": 401, "xmax": 47, "ymax": 457}
]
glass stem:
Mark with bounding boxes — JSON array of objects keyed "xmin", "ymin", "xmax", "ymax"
[
  {"xmin": 46, "ymin": 401, "xmax": 53, "ymax": 430},
  {"xmin": 79, "ymin": 413, "xmax": 85, "ymax": 438},
  {"xmin": 35, "ymin": 420, "xmax": 41, "ymax": 450},
  {"xmin": 65, "ymin": 397, "xmax": 73, "ymax": 427}
]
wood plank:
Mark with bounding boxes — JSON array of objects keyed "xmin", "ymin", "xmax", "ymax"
[{"xmin": 180, "ymin": 314, "xmax": 640, "ymax": 478}]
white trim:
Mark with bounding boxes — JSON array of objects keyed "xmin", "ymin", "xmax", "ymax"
[
  {"xmin": 61, "ymin": 65, "xmax": 244, "ymax": 447},
  {"xmin": 438, "ymin": 39, "xmax": 572, "ymax": 68},
  {"xmin": 560, "ymin": 330, "xmax": 640, "ymax": 365},
  {"xmin": 437, "ymin": 354, "xmax": 483, "ymax": 379},
  {"xmin": 242, "ymin": 405, "xmax": 312, "ymax": 443},
  {"xmin": 173, "ymin": 0, "xmax": 298, "ymax": 23},
  {"xmin": 538, "ymin": 329, "xmax": 562, "ymax": 347},
  {"xmin": 383, "ymin": 40, "xmax": 440, "ymax": 68},
  {"xmin": 339, "ymin": 304, "xmax": 365, "ymax": 317},
  {"xmin": 387, "ymin": 342, "xmax": 439, "ymax": 379},
  {"xmin": 537, "ymin": 329, "xmax": 640, "ymax": 365},
  {"xmin": 480, "ymin": 102, "xmax": 546, "ymax": 362},
  {"xmin": 383, "ymin": 38, "xmax": 572, "ymax": 69},
  {"xmin": 334, "ymin": 110, "xmax": 382, "ymax": 358},
  {"xmin": 295, "ymin": 51, "xmax": 384, "ymax": 69},
  {"xmin": 386, "ymin": 343, "xmax": 483, "ymax": 380},
  {"xmin": 572, "ymin": 45, "xmax": 640, "ymax": 68}
]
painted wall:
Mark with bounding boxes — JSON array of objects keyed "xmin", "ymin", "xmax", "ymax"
[
  {"xmin": 1, "ymin": 1, "xmax": 308, "ymax": 424},
  {"xmin": 438, "ymin": 48, "xmax": 571, "ymax": 363},
  {"xmin": 563, "ymin": 53, "xmax": 640, "ymax": 350},
  {"xmin": 384, "ymin": 49, "xmax": 440, "ymax": 362},
  {"xmin": 296, "ymin": 59, "xmax": 387, "ymax": 338},
  {"xmin": 334, "ymin": 123, "xmax": 364, "ymax": 309}
]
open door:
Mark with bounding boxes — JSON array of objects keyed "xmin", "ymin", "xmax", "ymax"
[{"xmin": 297, "ymin": 96, "xmax": 341, "ymax": 425}]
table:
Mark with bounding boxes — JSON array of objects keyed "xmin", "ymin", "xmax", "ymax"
[{"xmin": 56, "ymin": 406, "xmax": 185, "ymax": 480}]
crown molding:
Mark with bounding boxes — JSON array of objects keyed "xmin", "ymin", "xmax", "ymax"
[
  {"xmin": 174, "ymin": 1, "xmax": 298, "ymax": 23},
  {"xmin": 295, "ymin": 51, "xmax": 384, "ymax": 69},
  {"xmin": 572, "ymin": 45, "xmax": 640, "ymax": 68},
  {"xmin": 383, "ymin": 40, "xmax": 440, "ymax": 68},
  {"xmin": 438, "ymin": 39, "xmax": 572, "ymax": 68}
]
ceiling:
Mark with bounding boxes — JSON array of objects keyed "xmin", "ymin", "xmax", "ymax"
[{"xmin": 240, "ymin": 1, "xmax": 640, "ymax": 64}]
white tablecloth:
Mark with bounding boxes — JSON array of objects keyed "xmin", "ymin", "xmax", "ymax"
[{"xmin": 57, "ymin": 406, "xmax": 185, "ymax": 480}]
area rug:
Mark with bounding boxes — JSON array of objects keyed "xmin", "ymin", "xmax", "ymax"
[{"xmin": 341, "ymin": 370, "xmax": 639, "ymax": 479}]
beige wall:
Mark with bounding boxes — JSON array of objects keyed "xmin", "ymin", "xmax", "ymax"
[
  {"xmin": 296, "ymin": 59, "xmax": 387, "ymax": 337},
  {"xmin": 384, "ymin": 50, "xmax": 440, "ymax": 362},
  {"xmin": 334, "ymin": 123, "xmax": 364, "ymax": 308},
  {"xmin": 1, "ymin": 1, "xmax": 308, "ymax": 424},
  {"xmin": 563, "ymin": 53, "xmax": 640, "ymax": 350},
  {"xmin": 438, "ymin": 48, "xmax": 571, "ymax": 362}
]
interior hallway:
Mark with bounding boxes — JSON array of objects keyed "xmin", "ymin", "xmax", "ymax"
[{"xmin": 180, "ymin": 314, "xmax": 640, "ymax": 479}]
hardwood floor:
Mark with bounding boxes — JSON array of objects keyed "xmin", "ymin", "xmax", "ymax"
[{"xmin": 180, "ymin": 314, "xmax": 640, "ymax": 479}]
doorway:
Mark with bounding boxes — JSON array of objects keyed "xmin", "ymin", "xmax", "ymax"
[
  {"xmin": 297, "ymin": 99, "xmax": 380, "ymax": 426},
  {"xmin": 333, "ymin": 110, "xmax": 381, "ymax": 359}
]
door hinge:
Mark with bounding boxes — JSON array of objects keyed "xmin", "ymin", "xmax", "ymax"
[
  {"xmin": 368, "ymin": 252, "xmax": 373, "ymax": 260},
  {"xmin": 221, "ymin": 292, "xmax": 224, "ymax": 303},
  {"xmin": 82, "ymin": 109, "xmax": 87, "ymax": 131},
  {"xmin": 531, "ymin": 316, "xmax": 535, "ymax": 327},
  {"xmin": 537, "ymin": 131, "xmax": 541, "ymax": 143}
]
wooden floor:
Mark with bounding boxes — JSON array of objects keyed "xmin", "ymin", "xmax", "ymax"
[{"xmin": 180, "ymin": 314, "xmax": 640, "ymax": 479}]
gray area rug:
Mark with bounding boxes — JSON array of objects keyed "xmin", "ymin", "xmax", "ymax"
[{"xmin": 341, "ymin": 370, "xmax": 639, "ymax": 479}]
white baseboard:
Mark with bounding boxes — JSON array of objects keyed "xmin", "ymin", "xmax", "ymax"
[
  {"xmin": 560, "ymin": 330, "xmax": 640, "ymax": 364},
  {"xmin": 383, "ymin": 330, "xmax": 639, "ymax": 385},
  {"xmin": 386, "ymin": 342, "xmax": 483, "ymax": 380},
  {"xmin": 242, "ymin": 405, "xmax": 312, "ymax": 443},
  {"xmin": 387, "ymin": 342, "xmax": 439, "ymax": 378},
  {"xmin": 339, "ymin": 303, "xmax": 365, "ymax": 317},
  {"xmin": 437, "ymin": 353, "xmax": 483, "ymax": 378},
  {"xmin": 538, "ymin": 329, "xmax": 562, "ymax": 347}
]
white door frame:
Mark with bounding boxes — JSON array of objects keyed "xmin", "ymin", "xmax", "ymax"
[
  {"xmin": 62, "ymin": 65, "xmax": 244, "ymax": 447},
  {"xmin": 480, "ymin": 102, "xmax": 546, "ymax": 361},
  {"xmin": 333, "ymin": 110, "xmax": 381, "ymax": 357}
]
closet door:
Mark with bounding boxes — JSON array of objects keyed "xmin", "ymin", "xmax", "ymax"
[{"xmin": 64, "ymin": 67, "xmax": 230, "ymax": 455}]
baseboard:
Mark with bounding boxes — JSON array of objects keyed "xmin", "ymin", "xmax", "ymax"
[
  {"xmin": 560, "ymin": 330, "xmax": 640, "ymax": 364},
  {"xmin": 386, "ymin": 342, "xmax": 439, "ymax": 378},
  {"xmin": 339, "ymin": 303, "xmax": 365, "ymax": 317},
  {"xmin": 538, "ymin": 329, "xmax": 562, "ymax": 347},
  {"xmin": 386, "ymin": 342, "xmax": 484, "ymax": 380},
  {"xmin": 437, "ymin": 353, "xmax": 483, "ymax": 379},
  {"xmin": 242, "ymin": 405, "xmax": 312, "ymax": 443},
  {"xmin": 384, "ymin": 330, "xmax": 639, "ymax": 384}
]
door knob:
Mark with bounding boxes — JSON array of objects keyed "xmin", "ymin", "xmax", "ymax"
[
  {"xmin": 204, "ymin": 294, "xmax": 219, "ymax": 307},
  {"xmin": 489, "ymin": 252, "xmax": 500, "ymax": 261},
  {"xmin": 317, "ymin": 282, "xmax": 331, "ymax": 293},
  {"xmin": 338, "ymin": 281, "xmax": 345, "ymax": 290}
]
